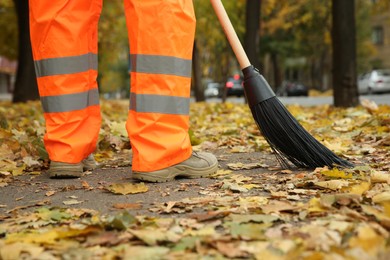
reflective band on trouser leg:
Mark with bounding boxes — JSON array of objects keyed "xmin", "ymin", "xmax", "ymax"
[
  {"xmin": 124, "ymin": 0, "xmax": 196, "ymax": 172},
  {"xmin": 29, "ymin": 0, "xmax": 102, "ymax": 163}
]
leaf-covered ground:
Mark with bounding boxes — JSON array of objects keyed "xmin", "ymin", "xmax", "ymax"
[{"xmin": 0, "ymin": 99, "xmax": 389, "ymax": 259}]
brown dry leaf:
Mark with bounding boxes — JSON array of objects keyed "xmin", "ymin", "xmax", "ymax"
[
  {"xmin": 361, "ymin": 98, "xmax": 379, "ymax": 112},
  {"xmin": 261, "ymin": 200, "xmax": 299, "ymax": 214},
  {"xmin": 190, "ymin": 211, "xmax": 230, "ymax": 222},
  {"xmin": 108, "ymin": 182, "xmax": 148, "ymax": 195},
  {"xmin": 216, "ymin": 241, "xmax": 249, "ymax": 258},
  {"xmin": 361, "ymin": 204, "xmax": 390, "ymax": 228},
  {"xmin": 45, "ymin": 191, "xmax": 56, "ymax": 197},
  {"xmin": 113, "ymin": 203, "xmax": 142, "ymax": 210},
  {"xmin": 81, "ymin": 180, "xmax": 91, "ymax": 189},
  {"xmin": 270, "ymin": 190, "xmax": 288, "ymax": 198}
]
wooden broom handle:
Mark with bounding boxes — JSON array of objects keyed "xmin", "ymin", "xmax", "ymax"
[{"xmin": 210, "ymin": 0, "xmax": 251, "ymax": 69}]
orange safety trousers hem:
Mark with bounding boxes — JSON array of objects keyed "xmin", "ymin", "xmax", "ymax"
[{"xmin": 29, "ymin": 0, "xmax": 195, "ymax": 171}]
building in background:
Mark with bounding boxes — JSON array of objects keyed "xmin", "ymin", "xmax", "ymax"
[
  {"xmin": 0, "ymin": 56, "xmax": 16, "ymax": 100},
  {"xmin": 370, "ymin": 4, "xmax": 390, "ymax": 69}
]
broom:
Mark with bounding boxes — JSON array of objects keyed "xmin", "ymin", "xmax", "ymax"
[{"xmin": 210, "ymin": 0, "xmax": 353, "ymax": 168}]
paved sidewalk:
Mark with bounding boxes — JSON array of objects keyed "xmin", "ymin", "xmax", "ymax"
[{"xmin": 0, "ymin": 149, "xmax": 281, "ymax": 218}]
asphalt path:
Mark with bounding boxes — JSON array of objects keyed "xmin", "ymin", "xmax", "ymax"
[{"xmin": 203, "ymin": 93, "xmax": 390, "ymax": 106}]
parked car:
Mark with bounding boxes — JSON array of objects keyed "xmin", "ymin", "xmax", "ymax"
[
  {"xmin": 225, "ymin": 74, "xmax": 244, "ymax": 97},
  {"xmin": 204, "ymin": 82, "xmax": 221, "ymax": 98},
  {"xmin": 358, "ymin": 69, "xmax": 390, "ymax": 94},
  {"xmin": 277, "ymin": 81, "xmax": 308, "ymax": 97}
]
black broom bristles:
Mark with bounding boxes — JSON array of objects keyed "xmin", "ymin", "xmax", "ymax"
[
  {"xmin": 251, "ymin": 97, "xmax": 354, "ymax": 168},
  {"xmin": 243, "ymin": 66, "xmax": 354, "ymax": 169}
]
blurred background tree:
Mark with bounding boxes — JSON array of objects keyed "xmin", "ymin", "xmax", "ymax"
[
  {"xmin": 0, "ymin": 0, "xmax": 17, "ymax": 60},
  {"xmin": 97, "ymin": 1, "xmax": 129, "ymax": 99}
]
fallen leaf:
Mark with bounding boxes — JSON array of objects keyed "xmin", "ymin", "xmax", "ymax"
[
  {"xmin": 0, "ymin": 242, "xmax": 44, "ymax": 260},
  {"xmin": 108, "ymin": 182, "xmax": 148, "ymax": 195},
  {"xmin": 45, "ymin": 191, "xmax": 55, "ymax": 197},
  {"xmin": 370, "ymin": 171, "xmax": 390, "ymax": 183},
  {"xmin": 63, "ymin": 199, "xmax": 84, "ymax": 205},
  {"xmin": 361, "ymin": 205, "xmax": 390, "ymax": 228},
  {"xmin": 130, "ymin": 229, "xmax": 181, "ymax": 246},
  {"xmin": 346, "ymin": 181, "xmax": 370, "ymax": 195},
  {"xmin": 372, "ymin": 191, "xmax": 390, "ymax": 203},
  {"xmin": 123, "ymin": 246, "xmax": 170, "ymax": 260},
  {"xmin": 230, "ymin": 214, "xmax": 279, "ymax": 224},
  {"xmin": 210, "ymin": 169, "xmax": 233, "ymax": 178},
  {"xmin": 113, "ymin": 203, "xmax": 142, "ymax": 210},
  {"xmin": 320, "ymin": 168, "xmax": 353, "ymax": 179},
  {"xmin": 261, "ymin": 200, "xmax": 299, "ymax": 214},
  {"xmin": 227, "ymin": 162, "xmax": 266, "ymax": 170},
  {"xmin": 216, "ymin": 241, "xmax": 249, "ymax": 258},
  {"xmin": 349, "ymin": 224, "xmax": 386, "ymax": 256},
  {"xmin": 189, "ymin": 210, "xmax": 230, "ymax": 222},
  {"xmin": 315, "ymin": 180, "xmax": 350, "ymax": 190}
]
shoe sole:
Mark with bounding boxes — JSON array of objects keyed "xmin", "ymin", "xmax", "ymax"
[
  {"xmin": 49, "ymin": 171, "xmax": 83, "ymax": 179},
  {"xmin": 132, "ymin": 161, "xmax": 218, "ymax": 183},
  {"xmin": 49, "ymin": 165, "xmax": 83, "ymax": 179}
]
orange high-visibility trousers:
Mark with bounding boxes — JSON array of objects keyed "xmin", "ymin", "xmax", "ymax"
[
  {"xmin": 29, "ymin": 0, "xmax": 103, "ymax": 164},
  {"xmin": 125, "ymin": 1, "xmax": 195, "ymax": 172},
  {"xmin": 30, "ymin": 0, "xmax": 195, "ymax": 171}
]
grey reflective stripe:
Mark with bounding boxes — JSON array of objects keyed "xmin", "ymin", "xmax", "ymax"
[
  {"xmin": 35, "ymin": 53, "xmax": 98, "ymax": 77},
  {"xmin": 130, "ymin": 54, "xmax": 192, "ymax": 77},
  {"xmin": 130, "ymin": 93, "xmax": 189, "ymax": 115},
  {"xmin": 41, "ymin": 88, "xmax": 99, "ymax": 113}
]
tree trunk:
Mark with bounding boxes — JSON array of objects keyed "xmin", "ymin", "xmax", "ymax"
[
  {"xmin": 271, "ymin": 53, "xmax": 282, "ymax": 90},
  {"xmin": 192, "ymin": 40, "xmax": 205, "ymax": 102},
  {"xmin": 244, "ymin": 0, "xmax": 261, "ymax": 69},
  {"xmin": 331, "ymin": 0, "xmax": 359, "ymax": 107},
  {"xmin": 12, "ymin": 0, "xmax": 39, "ymax": 103}
]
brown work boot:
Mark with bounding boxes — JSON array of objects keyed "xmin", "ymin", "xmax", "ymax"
[
  {"xmin": 49, "ymin": 154, "xmax": 98, "ymax": 179},
  {"xmin": 82, "ymin": 154, "xmax": 99, "ymax": 171},
  {"xmin": 132, "ymin": 151, "xmax": 218, "ymax": 183}
]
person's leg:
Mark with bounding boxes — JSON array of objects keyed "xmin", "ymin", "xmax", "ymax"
[
  {"xmin": 124, "ymin": 0, "xmax": 217, "ymax": 182},
  {"xmin": 29, "ymin": 0, "xmax": 102, "ymax": 178}
]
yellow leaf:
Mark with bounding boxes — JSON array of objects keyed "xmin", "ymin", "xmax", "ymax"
[
  {"xmin": 320, "ymin": 168, "xmax": 353, "ymax": 179},
  {"xmin": 0, "ymin": 242, "xmax": 44, "ymax": 260},
  {"xmin": 108, "ymin": 182, "xmax": 148, "ymax": 195},
  {"xmin": 210, "ymin": 169, "xmax": 232, "ymax": 178},
  {"xmin": 308, "ymin": 197, "xmax": 328, "ymax": 213},
  {"xmin": 6, "ymin": 230, "xmax": 60, "ymax": 244},
  {"xmin": 323, "ymin": 140, "xmax": 350, "ymax": 153},
  {"xmin": 346, "ymin": 181, "xmax": 370, "ymax": 195},
  {"xmin": 242, "ymin": 184, "xmax": 261, "ymax": 190},
  {"xmin": 370, "ymin": 171, "xmax": 390, "ymax": 183},
  {"xmin": 12, "ymin": 165, "xmax": 25, "ymax": 176},
  {"xmin": 372, "ymin": 191, "xmax": 390, "ymax": 203},
  {"xmin": 315, "ymin": 180, "xmax": 350, "ymax": 190},
  {"xmin": 349, "ymin": 225, "xmax": 386, "ymax": 255},
  {"xmin": 383, "ymin": 201, "xmax": 390, "ymax": 217}
]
